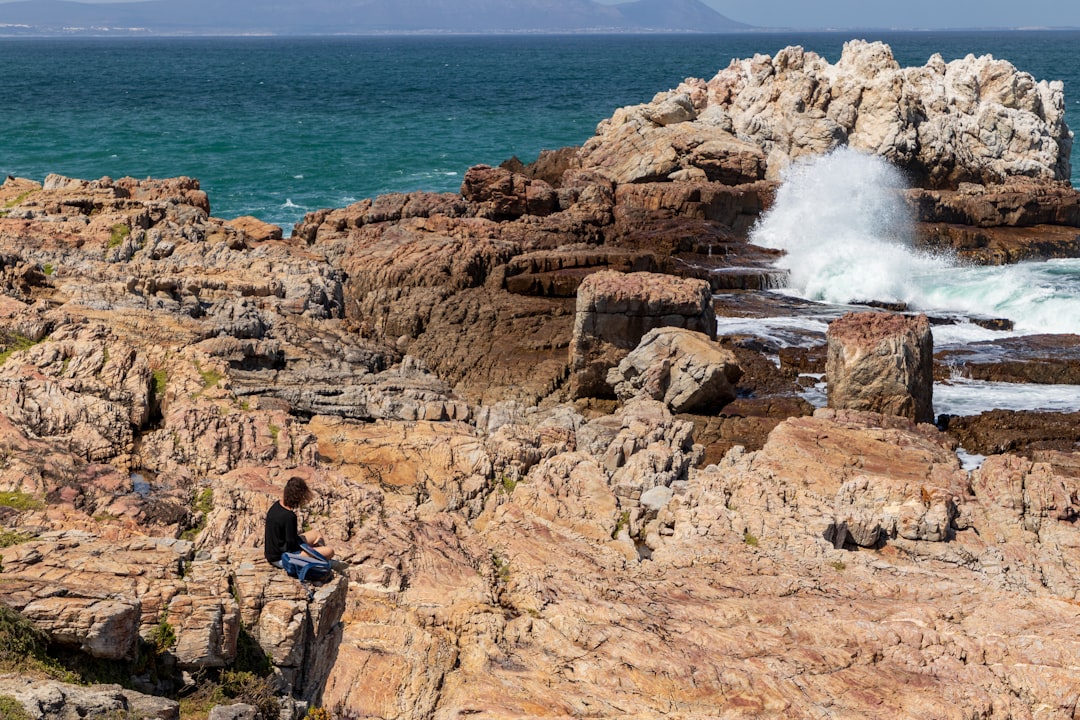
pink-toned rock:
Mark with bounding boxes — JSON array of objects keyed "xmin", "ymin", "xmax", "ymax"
[
  {"xmin": 607, "ymin": 326, "xmax": 742, "ymax": 413},
  {"xmin": 569, "ymin": 271, "xmax": 715, "ymax": 399},
  {"xmin": 827, "ymin": 312, "xmax": 934, "ymax": 423},
  {"xmin": 461, "ymin": 165, "xmax": 558, "ymax": 219},
  {"xmin": 228, "ymin": 215, "xmax": 283, "ymax": 242}
]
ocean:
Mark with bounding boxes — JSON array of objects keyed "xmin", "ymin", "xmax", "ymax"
[
  {"xmin": 2, "ymin": 32, "xmax": 1077, "ymax": 226},
  {"xmin": 2, "ymin": 31, "xmax": 1080, "ymax": 421}
]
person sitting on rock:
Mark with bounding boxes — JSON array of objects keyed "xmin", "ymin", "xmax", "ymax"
[{"xmin": 264, "ymin": 476, "xmax": 335, "ymax": 567}]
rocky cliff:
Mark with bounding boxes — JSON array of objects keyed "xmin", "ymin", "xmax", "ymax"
[{"xmin": 0, "ymin": 40, "xmax": 1077, "ymax": 719}]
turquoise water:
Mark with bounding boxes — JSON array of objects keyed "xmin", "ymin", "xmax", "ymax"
[{"xmin": 1, "ymin": 31, "xmax": 1078, "ymax": 228}]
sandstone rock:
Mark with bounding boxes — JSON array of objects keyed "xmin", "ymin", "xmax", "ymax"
[
  {"xmin": 19, "ymin": 596, "xmax": 141, "ymax": 660},
  {"xmin": 460, "ymin": 165, "xmax": 558, "ymax": 220},
  {"xmin": 606, "ymin": 326, "xmax": 742, "ymax": 413},
  {"xmin": 569, "ymin": 271, "xmax": 715, "ymax": 399},
  {"xmin": 228, "ymin": 216, "xmax": 283, "ymax": 243},
  {"xmin": 827, "ymin": 312, "xmax": 934, "ymax": 423}
]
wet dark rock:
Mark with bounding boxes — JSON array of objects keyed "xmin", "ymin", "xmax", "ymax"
[
  {"xmin": 943, "ymin": 409, "xmax": 1080, "ymax": 457},
  {"xmin": 935, "ymin": 334, "xmax": 1080, "ymax": 384}
]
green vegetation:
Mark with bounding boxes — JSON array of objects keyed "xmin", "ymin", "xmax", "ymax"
[
  {"xmin": 0, "ymin": 491, "xmax": 44, "ymax": 512},
  {"xmin": 0, "ymin": 695, "xmax": 32, "ymax": 720},
  {"xmin": 42, "ymin": 263, "xmax": 55, "ymax": 276},
  {"xmin": 149, "ymin": 615, "xmax": 176, "ymax": 655},
  {"xmin": 498, "ymin": 474, "xmax": 517, "ymax": 495},
  {"xmin": 0, "ymin": 530, "xmax": 32, "ymax": 548},
  {"xmin": 305, "ymin": 708, "xmax": 332, "ymax": 720},
  {"xmin": 195, "ymin": 361, "xmax": 223, "ymax": 391},
  {"xmin": 108, "ymin": 223, "xmax": 130, "ymax": 249},
  {"xmin": 3, "ymin": 189, "xmax": 38, "ymax": 209},
  {"xmin": 0, "ymin": 604, "xmax": 74, "ymax": 681},
  {"xmin": 830, "ymin": 560, "xmax": 847, "ymax": 572},
  {"xmin": 180, "ymin": 488, "xmax": 214, "ymax": 542},
  {"xmin": 152, "ymin": 369, "xmax": 168, "ymax": 398},
  {"xmin": 268, "ymin": 423, "xmax": 281, "ymax": 443},
  {"xmin": 491, "ymin": 551, "xmax": 510, "ymax": 583},
  {"xmin": 179, "ymin": 671, "xmax": 278, "ymax": 720},
  {"xmin": 0, "ymin": 333, "xmax": 40, "ymax": 366},
  {"xmin": 611, "ymin": 510, "xmax": 631, "ymax": 540},
  {"xmin": 743, "ymin": 530, "xmax": 759, "ymax": 547},
  {"xmin": 194, "ymin": 488, "xmax": 213, "ymax": 515}
]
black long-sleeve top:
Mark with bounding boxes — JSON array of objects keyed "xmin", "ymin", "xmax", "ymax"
[{"xmin": 264, "ymin": 500, "xmax": 300, "ymax": 564}]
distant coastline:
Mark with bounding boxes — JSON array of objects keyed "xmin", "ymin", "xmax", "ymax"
[{"xmin": 1, "ymin": 26, "xmax": 1079, "ymax": 38}]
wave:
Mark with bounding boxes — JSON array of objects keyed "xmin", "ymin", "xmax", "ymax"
[{"xmin": 750, "ymin": 148, "xmax": 1080, "ymax": 335}]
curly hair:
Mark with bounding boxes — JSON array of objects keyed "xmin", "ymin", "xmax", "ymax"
[{"xmin": 282, "ymin": 476, "xmax": 313, "ymax": 509}]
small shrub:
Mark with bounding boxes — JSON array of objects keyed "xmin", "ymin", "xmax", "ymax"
[
  {"xmin": 108, "ymin": 223, "xmax": 130, "ymax": 248},
  {"xmin": 743, "ymin": 531, "xmax": 759, "ymax": 547},
  {"xmin": 611, "ymin": 510, "xmax": 630, "ymax": 540},
  {"xmin": 306, "ymin": 708, "xmax": 333, "ymax": 720},
  {"xmin": 499, "ymin": 475, "xmax": 517, "ymax": 495},
  {"xmin": 491, "ymin": 551, "xmax": 510, "ymax": 583},
  {"xmin": 180, "ymin": 489, "xmax": 214, "ymax": 542},
  {"xmin": 150, "ymin": 614, "xmax": 176, "ymax": 654},
  {"xmin": 0, "ymin": 695, "xmax": 32, "ymax": 720},
  {"xmin": 0, "ymin": 491, "xmax": 44, "ymax": 512},
  {"xmin": 42, "ymin": 263, "xmax": 54, "ymax": 276},
  {"xmin": 830, "ymin": 560, "xmax": 847, "ymax": 572},
  {"xmin": 0, "ymin": 603, "xmax": 74, "ymax": 681},
  {"xmin": 268, "ymin": 423, "xmax": 281, "ymax": 442},
  {"xmin": 220, "ymin": 670, "xmax": 280, "ymax": 720},
  {"xmin": 194, "ymin": 488, "xmax": 214, "ymax": 515},
  {"xmin": 178, "ymin": 679, "xmax": 226, "ymax": 720}
]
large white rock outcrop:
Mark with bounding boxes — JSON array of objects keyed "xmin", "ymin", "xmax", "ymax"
[{"xmin": 579, "ymin": 40, "xmax": 1072, "ymax": 188}]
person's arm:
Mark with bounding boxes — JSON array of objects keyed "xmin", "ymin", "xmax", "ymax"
[{"xmin": 284, "ymin": 510, "xmax": 302, "ymax": 553}]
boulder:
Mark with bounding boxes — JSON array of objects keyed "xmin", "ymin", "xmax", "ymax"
[
  {"xmin": 0, "ymin": 677, "xmax": 179, "ymax": 720},
  {"xmin": 826, "ymin": 312, "xmax": 934, "ymax": 423},
  {"xmin": 606, "ymin": 326, "xmax": 742, "ymax": 413},
  {"xmin": 569, "ymin": 271, "xmax": 715, "ymax": 399}
]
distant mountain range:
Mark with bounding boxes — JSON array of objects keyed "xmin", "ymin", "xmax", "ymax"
[{"xmin": 0, "ymin": 0, "xmax": 753, "ymax": 34}]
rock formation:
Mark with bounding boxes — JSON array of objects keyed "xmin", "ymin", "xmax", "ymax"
[
  {"xmin": 827, "ymin": 312, "xmax": 935, "ymax": 423},
  {"xmin": 607, "ymin": 326, "xmax": 742, "ymax": 412},
  {"xmin": 0, "ymin": 39, "xmax": 1077, "ymax": 720},
  {"xmin": 581, "ymin": 39, "xmax": 1072, "ymax": 188},
  {"xmin": 569, "ymin": 271, "xmax": 715, "ymax": 398}
]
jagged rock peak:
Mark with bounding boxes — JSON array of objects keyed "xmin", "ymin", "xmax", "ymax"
[{"xmin": 580, "ymin": 39, "xmax": 1073, "ymax": 189}]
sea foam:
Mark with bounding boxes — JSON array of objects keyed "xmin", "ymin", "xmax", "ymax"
[{"xmin": 750, "ymin": 149, "xmax": 1080, "ymax": 335}]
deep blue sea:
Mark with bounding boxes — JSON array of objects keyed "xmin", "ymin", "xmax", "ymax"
[{"xmin": 1, "ymin": 32, "xmax": 1078, "ymax": 228}]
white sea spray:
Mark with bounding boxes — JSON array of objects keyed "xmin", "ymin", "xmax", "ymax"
[{"xmin": 750, "ymin": 148, "xmax": 1080, "ymax": 334}]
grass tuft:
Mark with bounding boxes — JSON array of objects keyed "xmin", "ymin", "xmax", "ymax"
[
  {"xmin": 0, "ymin": 491, "xmax": 44, "ymax": 512},
  {"xmin": 108, "ymin": 223, "xmax": 130, "ymax": 249}
]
